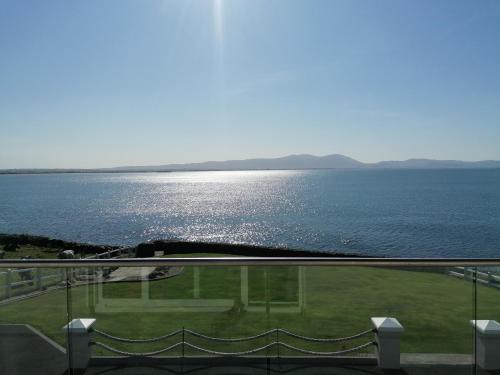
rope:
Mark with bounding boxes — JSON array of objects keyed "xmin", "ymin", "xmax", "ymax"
[
  {"xmin": 278, "ymin": 341, "xmax": 375, "ymax": 356},
  {"xmin": 184, "ymin": 328, "xmax": 276, "ymax": 342},
  {"xmin": 91, "ymin": 341, "xmax": 182, "ymax": 357},
  {"xmin": 91, "ymin": 340, "xmax": 375, "ymax": 358},
  {"xmin": 91, "ymin": 327, "xmax": 373, "ymax": 344},
  {"xmin": 277, "ymin": 328, "xmax": 374, "ymax": 343},
  {"xmin": 92, "ymin": 328, "xmax": 182, "ymax": 343},
  {"xmin": 183, "ymin": 342, "xmax": 277, "ymax": 356}
]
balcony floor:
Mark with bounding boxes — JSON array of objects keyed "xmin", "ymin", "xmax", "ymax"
[{"xmin": 84, "ymin": 363, "xmax": 496, "ymax": 375}]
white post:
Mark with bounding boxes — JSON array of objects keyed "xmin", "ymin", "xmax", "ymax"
[
  {"xmin": 471, "ymin": 320, "xmax": 500, "ymax": 370},
  {"xmin": 63, "ymin": 318, "xmax": 96, "ymax": 371},
  {"xmin": 371, "ymin": 317, "xmax": 404, "ymax": 369}
]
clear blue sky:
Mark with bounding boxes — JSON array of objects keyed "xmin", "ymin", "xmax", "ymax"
[{"xmin": 1, "ymin": 0, "xmax": 500, "ymax": 168}]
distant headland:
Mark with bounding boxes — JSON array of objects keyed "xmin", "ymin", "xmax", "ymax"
[{"xmin": 2, "ymin": 154, "xmax": 500, "ymax": 174}]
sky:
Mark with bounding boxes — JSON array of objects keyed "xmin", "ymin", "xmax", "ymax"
[{"xmin": 1, "ymin": 0, "xmax": 500, "ymax": 169}]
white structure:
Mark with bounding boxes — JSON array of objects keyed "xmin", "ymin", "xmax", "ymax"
[
  {"xmin": 92, "ymin": 266, "xmax": 306, "ymax": 313},
  {"xmin": 471, "ymin": 320, "xmax": 500, "ymax": 370},
  {"xmin": 63, "ymin": 318, "xmax": 96, "ymax": 371},
  {"xmin": 371, "ymin": 317, "xmax": 404, "ymax": 369}
]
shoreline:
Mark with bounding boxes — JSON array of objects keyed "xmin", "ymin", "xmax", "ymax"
[
  {"xmin": 0, "ymin": 233, "xmax": 363, "ymax": 258},
  {"xmin": 2, "ymin": 166, "xmax": 500, "ymax": 175}
]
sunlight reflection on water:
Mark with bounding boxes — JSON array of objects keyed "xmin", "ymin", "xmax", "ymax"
[
  {"xmin": 1, "ymin": 169, "xmax": 500, "ymax": 257},
  {"xmin": 113, "ymin": 170, "xmax": 300, "ymax": 184}
]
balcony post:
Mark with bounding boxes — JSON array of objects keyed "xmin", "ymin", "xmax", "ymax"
[
  {"xmin": 471, "ymin": 320, "xmax": 500, "ymax": 370},
  {"xmin": 371, "ymin": 317, "xmax": 404, "ymax": 369},
  {"xmin": 63, "ymin": 318, "xmax": 96, "ymax": 371}
]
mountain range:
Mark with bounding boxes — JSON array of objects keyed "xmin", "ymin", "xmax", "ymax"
[{"xmin": 2, "ymin": 154, "xmax": 500, "ymax": 174}]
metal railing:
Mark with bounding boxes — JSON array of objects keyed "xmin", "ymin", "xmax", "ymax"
[
  {"xmin": 90, "ymin": 326, "xmax": 376, "ymax": 357},
  {"xmin": 3, "ymin": 256, "xmax": 500, "ymax": 372},
  {"xmin": 1, "ymin": 257, "xmax": 500, "ymax": 268}
]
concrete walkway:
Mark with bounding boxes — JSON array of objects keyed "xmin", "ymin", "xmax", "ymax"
[
  {"xmin": 0, "ymin": 324, "xmax": 68, "ymax": 375},
  {"xmin": 103, "ymin": 266, "xmax": 183, "ymax": 283}
]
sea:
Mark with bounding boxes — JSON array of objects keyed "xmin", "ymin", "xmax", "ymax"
[{"xmin": 0, "ymin": 169, "xmax": 499, "ymax": 258}]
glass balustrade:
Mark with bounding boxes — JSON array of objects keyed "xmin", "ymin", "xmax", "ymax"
[{"xmin": 0, "ymin": 259, "xmax": 494, "ymax": 374}]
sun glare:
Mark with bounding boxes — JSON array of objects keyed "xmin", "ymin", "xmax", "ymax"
[{"xmin": 213, "ymin": 0, "xmax": 224, "ymax": 45}]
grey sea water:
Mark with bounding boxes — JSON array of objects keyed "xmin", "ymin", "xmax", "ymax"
[{"xmin": 0, "ymin": 169, "xmax": 499, "ymax": 258}]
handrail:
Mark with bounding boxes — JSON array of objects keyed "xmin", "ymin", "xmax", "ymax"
[{"xmin": 1, "ymin": 257, "xmax": 500, "ymax": 268}]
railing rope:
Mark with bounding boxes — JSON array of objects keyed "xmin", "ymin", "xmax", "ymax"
[
  {"xmin": 89, "ymin": 325, "xmax": 376, "ymax": 359},
  {"xmin": 91, "ymin": 327, "xmax": 373, "ymax": 344},
  {"xmin": 184, "ymin": 328, "xmax": 277, "ymax": 342},
  {"xmin": 91, "ymin": 340, "xmax": 375, "ymax": 358},
  {"xmin": 277, "ymin": 328, "xmax": 374, "ymax": 343},
  {"xmin": 92, "ymin": 327, "xmax": 183, "ymax": 343},
  {"xmin": 278, "ymin": 341, "xmax": 375, "ymax": 356},
  {"xmin": 91, "ymin": 341, "xmax": 183, "ymax": 357},
  {"xmin": 185, "ymin": 341, "xmax": 280, "ymax": 356}
]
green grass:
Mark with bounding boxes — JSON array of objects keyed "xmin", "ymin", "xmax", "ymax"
[
  {"xmin": 0, "ymin": 258, "xmax": 497, "ymax": 356},
  {"xmin": 1, "ymin": 244, "xmax": 63, "ymax": 259},
  {"xmin": 0, "ymin": 244, "xmax": 100, "ymax": 259}
]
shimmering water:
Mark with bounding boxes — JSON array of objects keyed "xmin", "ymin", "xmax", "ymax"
[{"xmin": 0, "ymin": 169, "xmax": 499, "ymax": 257}]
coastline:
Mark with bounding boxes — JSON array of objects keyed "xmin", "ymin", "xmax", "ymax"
[{"xmin": 0, "ymin": 233, "xmax": 361, "ymax": 258}]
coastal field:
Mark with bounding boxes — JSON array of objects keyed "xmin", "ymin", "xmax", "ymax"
[{"xmin": 0, "ymin": 255, "xmax": 497, "ymax": 355}]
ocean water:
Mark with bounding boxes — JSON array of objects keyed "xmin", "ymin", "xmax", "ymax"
[{"xmin": 0, "ymin": 169, "xmax": 499, "ymax": 258}]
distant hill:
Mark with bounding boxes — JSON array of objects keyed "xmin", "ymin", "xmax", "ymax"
[
  {"xmin": 2, "ymin": 154, "xmax": 500, "ymax": 174},
  {"xmin": 105, "ymin": 154, "xmax": 365, "ymax": 172}
]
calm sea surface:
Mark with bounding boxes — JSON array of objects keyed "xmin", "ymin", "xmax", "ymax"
[{"xmin": 0, "ymin": 169, "xmax": 499, "ymax": 258}]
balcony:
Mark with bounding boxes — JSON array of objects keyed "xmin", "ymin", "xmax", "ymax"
[{"xmin": 0, "ymin": 257, "xmax": 499, "ymax": 374}]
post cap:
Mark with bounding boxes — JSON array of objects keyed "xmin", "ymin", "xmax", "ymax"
[
  {"xmin": 371, "ymin": 317, "xmax": 404, "ymax": 333},
  {"xmin": 63, "ymin": 318, "xmax": 96, "ymax": 333},
  {"xmin": 470, "ymin": 320, "xmax": 500, "ymax": 336}
]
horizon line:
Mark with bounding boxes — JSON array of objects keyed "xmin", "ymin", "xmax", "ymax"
[{"xmin": 2, "ymin": 153, "xmax": 500, "ymax": 172}]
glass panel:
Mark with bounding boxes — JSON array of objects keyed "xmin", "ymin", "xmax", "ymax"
[
  {"xmin": 474, "ymin": 265, "xmax": 500, "ymax": 373},
  {"xmin": 0, "ymin": 267, "xmax": 69, "ymax": 374},
  {"xmin": 62, "ymin": 263, "xmax": 477, "ymax": 374}
]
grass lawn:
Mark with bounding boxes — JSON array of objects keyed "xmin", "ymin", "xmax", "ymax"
[
  {"xmin": 0, "ymin": 244, "xmax": 72, "ymax": 259},
  {"xmin": 0, "ymin": 257, "xmax": 498, "ymax": 356}
]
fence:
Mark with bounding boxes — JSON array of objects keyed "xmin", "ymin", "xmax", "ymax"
[
  {"xmin": 65, "ymin": 317, "xmax": 398, "ymax": 371},
  {"xmin": 0, "ymin": 267, "xmax": 65, "ymax": 299},
  {"xmin": 0, "ymin": 247, "xmax": 132, "ymax": 300},
  {"xmin": 449, "ymin": 266, "xmax": 500, "ymax": 288},
  {"xmin": 3, "ymin": 257, "xmax": 500, "ymax": 373},
  {"xmin": 84, "ymin": 247, "xmax": 134, "ymax": 260},
  {"xmin": 90, "ymin": 326, "xmax": 376, "ymax": 357}
]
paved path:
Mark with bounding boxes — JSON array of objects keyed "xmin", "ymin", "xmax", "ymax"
[
  {"xmin": 104, "ymin": 266, "xmax": 183, "ymax": 282},
  {"xmin": 0, "ymin": 324, "xmax": 68, "ymax": 375}
]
